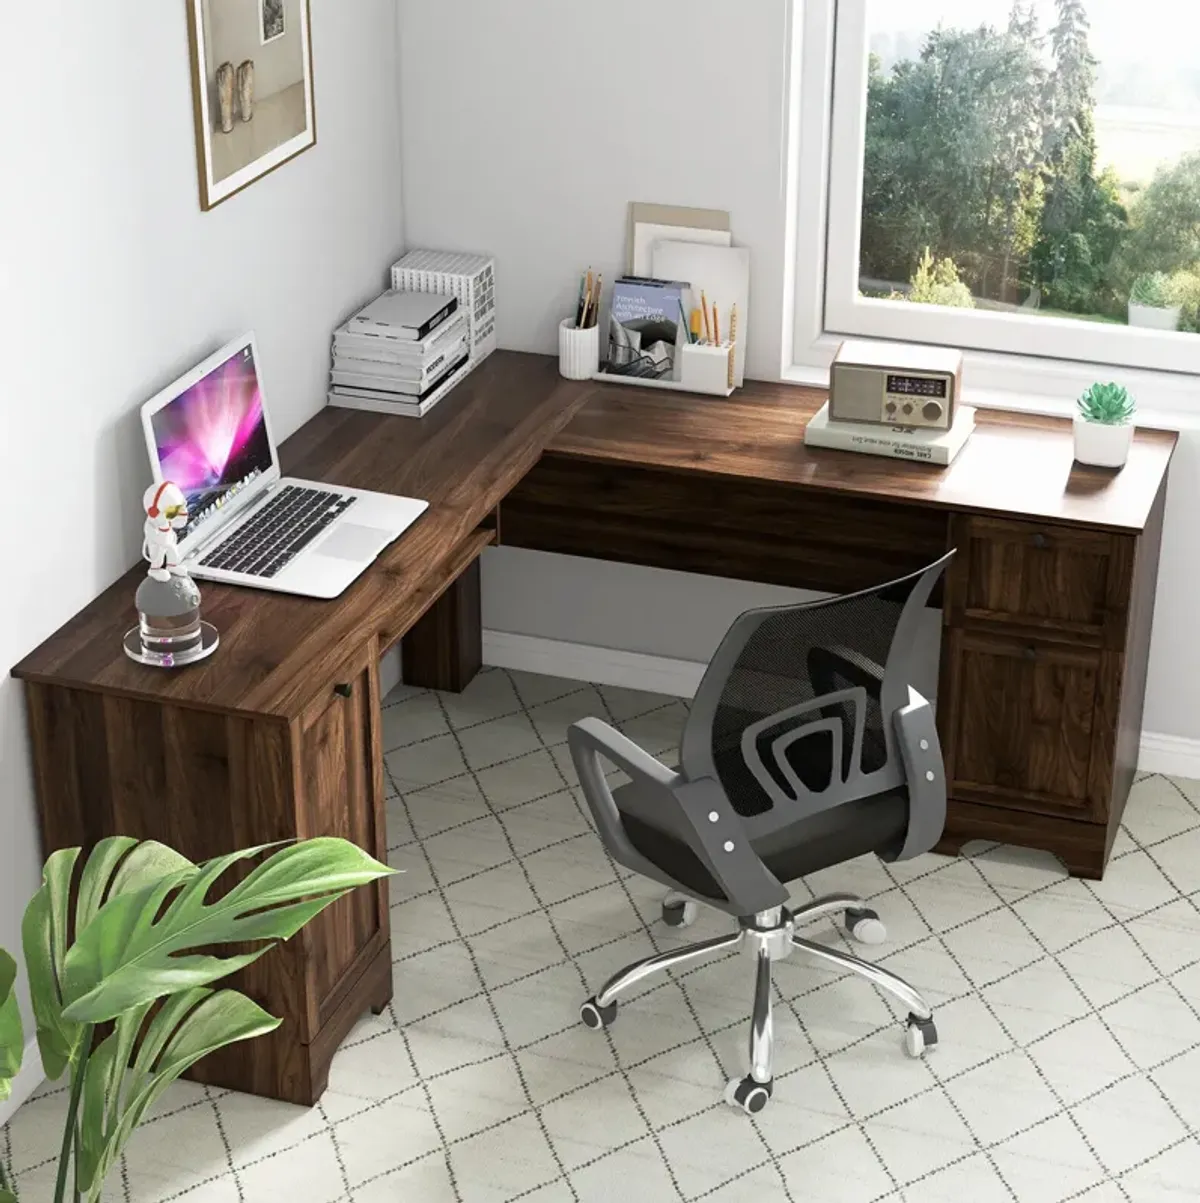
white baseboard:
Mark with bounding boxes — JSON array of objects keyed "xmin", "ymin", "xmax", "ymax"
[
  {"xmin": 482, "ymin": 629, "xmax": 1200, "ymax": 780},
  {"xmin": 0, "ymin": 1036, "xmax": 44, "ymax": 1127},
  {"xmin": 483, "ymin": 630, "xmax": 706, "ymax": 699},
  {"xmin": 1138, "ymin": 732, "xmax": 1200, "ymax": 779}
]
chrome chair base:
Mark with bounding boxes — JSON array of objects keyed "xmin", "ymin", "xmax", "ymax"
[{"xmin": 579, "ymin": 895, "xmax": 938, "ymax": 1114}]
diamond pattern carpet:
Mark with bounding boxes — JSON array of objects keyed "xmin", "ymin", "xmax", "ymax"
[{"xmin": 5, "ymin": 668, "xmax": 1200, "ymax": 1202}]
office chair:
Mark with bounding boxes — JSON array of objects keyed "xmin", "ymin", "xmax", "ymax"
[{"xmin": 569, "ymin": 554, "xmax": 952, "ymax": 1115}]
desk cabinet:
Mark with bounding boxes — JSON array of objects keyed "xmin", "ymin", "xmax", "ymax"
[
  {"xmin": 23, "ymin": 636, "xmax": 393, "ymax": 1104},
  {"xmin": 508, "ymin": 387, "xmax": 1172, "ymax": 882}
]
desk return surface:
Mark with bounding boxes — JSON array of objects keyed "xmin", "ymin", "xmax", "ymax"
[
  {"xmin": 12, "ymin": 351, "xmax": 592, "ymax": 1105},
  {"xmin": 505, "ymin": 379, "xmax": 1175, "ymax": 881},
  {"xmin": 12, "ymin": 359, "xmax": 1175, "ymax": 1104}
]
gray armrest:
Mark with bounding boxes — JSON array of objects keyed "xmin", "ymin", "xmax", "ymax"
[
  {"xmin": 568, "ymin": 718, "xmax": 788, "ymax": 915},
  {"xmin": 890, "ymin": 687, "xmax": 946, "ymax": 861},
  {"xmin": 567, "ymin": 718, "xmax": 689, "ymax": 889}
]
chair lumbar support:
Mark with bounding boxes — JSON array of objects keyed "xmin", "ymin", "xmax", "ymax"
[{"xmin": 578, "ymin": 896, "xmax": 937, "ymax": 1113}]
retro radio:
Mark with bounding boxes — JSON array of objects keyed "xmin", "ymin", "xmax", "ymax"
[{"xmin": 830, "ymin": 340, "xmax": 963, "ymax": 431}]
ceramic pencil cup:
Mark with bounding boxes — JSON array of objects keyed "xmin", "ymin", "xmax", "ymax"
[{"xmin": 559, "ymin": 317, "xmax": 600, "ymax": 381}]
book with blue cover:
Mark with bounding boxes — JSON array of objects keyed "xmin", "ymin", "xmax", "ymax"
[{"xmin": 606, "ymin": 276, "xmax": 689, "ymax": 378}]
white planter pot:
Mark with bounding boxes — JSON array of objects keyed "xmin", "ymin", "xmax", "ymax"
[
  {"xmin": 1073, "ymin": 416, "xmax": 1134, "ymax": 468},
  {"xmin": 1128, "ymin": 301, "xmax": 1181, "ymax": 331}
]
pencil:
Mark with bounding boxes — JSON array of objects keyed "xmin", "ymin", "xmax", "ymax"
[
  {"xmin": 590, "ymin": 274, "xmax": 603, "ymax": 328},
  {"xmin": 580, "ymin": 273, "xmax": 594, "ymax": 329},
  {"xmin": 729, "ymin": 303, "xmax": 738, "ymax": 346},
  {"xmin": 700, "ymin": 291, "xmax": 711, "ymax": 343},
  {"xmin": 712, "ymin": 302, "xmax": 720, "ymax": 346}
]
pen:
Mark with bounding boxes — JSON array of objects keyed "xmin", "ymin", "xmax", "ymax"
[
  {"xmin": 575, "ymin": 269, "xmax": 589, "ymax": 327},
  {"xmin": 677, "ymin": 298, "xmax": 692, "ymax": 343}
]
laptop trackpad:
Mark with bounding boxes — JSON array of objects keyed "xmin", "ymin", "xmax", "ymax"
[{"xmin": 315, "ymin": 524, "xmax": 390, "ymax": 563}]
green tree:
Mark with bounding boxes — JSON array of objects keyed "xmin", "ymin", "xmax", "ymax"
[
  {"xmin": 860, "ymin": 7, "xmax": 1050, "ymax": 302},
  {"xmin": 1123, "ymin": 151, "xmax": 1200, "ymax": 277},
  {"xmin": 1029, "ymin": 1, "xmax": 1128, "ymax": 314}
]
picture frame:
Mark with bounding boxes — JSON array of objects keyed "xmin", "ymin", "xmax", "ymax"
[
  {"xmin": 187, "ymin": 0, "xmax": 316, "ymax": 211},
  {"xmin": 260, "ymin": 0, "xmax": 286, "ymax": 44}
]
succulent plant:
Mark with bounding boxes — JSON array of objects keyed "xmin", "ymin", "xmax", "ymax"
[
  {"xmin": 1130, "ymin": 272, "xmax": 1171, "ymax": 308},
  {"xmin": 1077, "ymin": 381, "xmax": 1135, "ymax": 425}
]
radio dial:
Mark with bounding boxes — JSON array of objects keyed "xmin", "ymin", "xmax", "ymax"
[
  {"xmin": 902, "ymin": 402, "xmax": 913, "ymax": 416},
  {"xmin": 922, "ymin": 401, "xmax": 943, "ymax": 423}
]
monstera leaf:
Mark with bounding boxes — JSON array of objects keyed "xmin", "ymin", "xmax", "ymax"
[
  {"xmin": 62, "ymin": 838, "xmax": 391, "ymax": 1024},
  {"xmin": 0, "ymin": 949, "xmax": 23, "ymax": 1103},
  {"xmin": 75, "ymin": 987, "xmax": 279, "ymax": 1200},
  {"xmin": 23, "ymin": 840, "xmax": 196, "ymax": 1080}
]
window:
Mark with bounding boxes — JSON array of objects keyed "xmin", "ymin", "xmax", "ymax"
[{"xmin": 812, "ymin": 0, "xmax": 1200, "ymax": 379}]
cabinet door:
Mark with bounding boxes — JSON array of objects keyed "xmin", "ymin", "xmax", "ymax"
[
  {"xmin": 941, "ymin": 629, "xmax": 1114, "ymax": 821},
  {"xmin": 296, "ymin": 638, "xmax": 388, "ymax": 1034},
  {"xmin": 946, "ymin": 516, "xmax": 1132, "ymax": 646}
]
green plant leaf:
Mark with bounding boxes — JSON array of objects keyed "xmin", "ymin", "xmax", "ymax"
[
  {"xmin": 22, "ymin": 848, "xmax": 82, "ymax": 1080},
  {"xmin": 75, "ymin": 989, "xmax": 279, "ymax": 1200},
  {"xmin": 21, "ymin": 840, "xmax": 200, "ymax": 1082},
  {"xmin": 0, "ymin": 949, "xmax": 24, "ymax": 1102},
  {"xmin": 62, "ymin": 839, "xmax": 393, "ymax": 1024}
]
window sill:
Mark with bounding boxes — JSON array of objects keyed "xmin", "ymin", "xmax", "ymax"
[{"xmin": 785, "ymin": 336, "xmax": 1200, "ymax": 432}]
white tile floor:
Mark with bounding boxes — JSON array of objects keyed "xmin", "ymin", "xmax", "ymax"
[{"xmin": 5, "ymin": 668, "xmax": 1200, "ymax": 1202}]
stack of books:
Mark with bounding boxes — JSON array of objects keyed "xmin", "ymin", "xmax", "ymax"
[{"xmin": 328, "ymin": 291, "xmax": 472, "ymax": 417}]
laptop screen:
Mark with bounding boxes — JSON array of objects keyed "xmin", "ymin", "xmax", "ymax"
[{"xmin": 149, "ymin": 341, "xmax": 274, "ymax": 543}]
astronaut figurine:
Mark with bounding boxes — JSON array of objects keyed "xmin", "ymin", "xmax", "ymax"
[{"xmin": 142, "ymin": 481, "xmax": 190, "ymax": 582}]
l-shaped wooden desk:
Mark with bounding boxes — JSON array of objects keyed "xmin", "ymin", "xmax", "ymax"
[{"xmin": 13, "ymin": 350, "xmax": 1175, "ymax": 1104}]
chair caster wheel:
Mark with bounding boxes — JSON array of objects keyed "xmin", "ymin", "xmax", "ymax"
[
  {"xmin": 580, "ymin": 997, "xmax": 617, "ymax": 1030},
  {"xmin": 662, "ymin": 897, "xmax": 699, "ymax": 928},
  {"xmin": 846, "ymin": 907, "xmax": 887, "ymax": 946},
  {"xmin": 724, "ymin": 1075, "xmax": 773, "ymax": 1115},
  {"xmin": 904, "ymin": 1014, "xmax": 938, "ymax": 1059}
]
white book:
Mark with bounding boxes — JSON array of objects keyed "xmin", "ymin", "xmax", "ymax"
[
  {"xmin": 352, "ymin": 290, "xmax": 458, "ymax": 340},
  {"xmin": 334, "ymin": 314, "xmax": 468, "ymax": 364},
  {"xmin": 804, "ymin": 401, "xmax": 976, "ymax": 466},
  {"xmin": 333, "ymin": 334, "xmax": 468, "ymax": 390},
  {"xmin": 327, "ymin": 356, "xmax": 480, "ymax": 419}
]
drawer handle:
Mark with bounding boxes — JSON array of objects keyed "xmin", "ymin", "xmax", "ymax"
[
  {"xmin": 1032, "ymin": 533, "xmax": 1048, "ymax": 550},
  {"xmin": 334, "ymin": 683, "xmax": 354, "ymax": 698},
  {"xmin": 1023, "ymin": 646, "xmax": 1037, "ymax": 662}
]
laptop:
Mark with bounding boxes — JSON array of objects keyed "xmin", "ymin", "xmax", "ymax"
[{"xmin": 141, "ymin": 333, "xmax": 428, "ymax": 599}]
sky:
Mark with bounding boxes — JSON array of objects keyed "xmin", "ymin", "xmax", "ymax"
[
  {"xmin": 869, "ymin": 0, "xmax": 1200, "ymax": 97},
  {"xmin": 868, "ymin": 0, "xmax": 1200, "ymax": 178}
]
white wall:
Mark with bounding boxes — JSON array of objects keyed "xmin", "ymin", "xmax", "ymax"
[
  {"xmin": 397, "ymin": 0, "xmax": 792, "ymax": 381},
  {"xmin": 0, "ymin": 0, "xmax": 403, "ymax": 1121}
]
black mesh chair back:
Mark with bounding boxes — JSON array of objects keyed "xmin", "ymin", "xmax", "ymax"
[{"xmin": 680, "ymin": 554, "xmax": 951, "ymax": 836}]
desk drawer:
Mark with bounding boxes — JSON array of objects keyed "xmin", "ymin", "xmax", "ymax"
[
  {"xmin": 946, "ymin": 515, "xmax": 1133, "ymax": 646},
  {"xmin": 505, "ymin": 456, "xmax": 950, "ymax": 595},
  {"xmin": 940, "ymin": 629, "xmax": 1116, "ymax": 822}
]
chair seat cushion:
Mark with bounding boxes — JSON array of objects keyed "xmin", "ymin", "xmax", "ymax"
[
  {"xmin": 753, "ymin": 788, "xmax": 909, "ymax": 886},
  {"xmin": 612, "ymin": 773, "xmax": 909, "ymax": 909}
]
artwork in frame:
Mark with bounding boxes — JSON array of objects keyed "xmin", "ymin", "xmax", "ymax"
[
  {"xmin": 260, "ymin": 0, "xmax": 285, "ymax": 44},
  {"xmin": 187, "ymin": 0, "xmax": 315, "ymax": 211}
]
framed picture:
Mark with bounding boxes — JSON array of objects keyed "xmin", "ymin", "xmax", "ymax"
[
  {"xmin": 187, "ymin": 0, "xmax": 316, "ymax": 211},
  {"xmin": 260, "ymin": 0, "xmax": 286, "ymax": 44}
]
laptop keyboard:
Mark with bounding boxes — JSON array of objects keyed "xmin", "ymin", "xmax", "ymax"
[{"xmin": 199, "ymin": 486, "xmax": 358, "ymax": 579}]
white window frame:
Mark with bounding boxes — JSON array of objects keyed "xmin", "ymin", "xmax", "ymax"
[{"xmin": 784, "ymin": 0, "xmax": 1200, "ymax": 417}]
